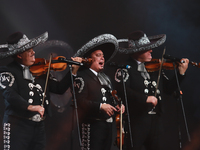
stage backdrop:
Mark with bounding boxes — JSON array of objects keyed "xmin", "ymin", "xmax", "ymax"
[{"xmin": 0, "ymin": 0, "xmax": 200, "ymax": 150}]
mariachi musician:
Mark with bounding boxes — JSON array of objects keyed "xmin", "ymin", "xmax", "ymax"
[
  {"xmin": 0, "ymin": 31, "xmax": 82, "ymax": 150},
  {"xmin": 114, "ymin": 30, "xmax": 189, "ymax": 150},
  {"xmin": 73, "ymin": 34, "xmax": 125, "ymax": 150}
]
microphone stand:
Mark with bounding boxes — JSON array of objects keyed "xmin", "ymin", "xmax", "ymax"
[
  {"xmin": 68, "ymin": 64, "xmax": 82, "ymax": 150},
  {"xmin": 120, "ymin": 68, "xmax": 133, "ymax": 148},
  {"xmin": 172, "ymin": 62, "xmax": 191, "ymax": 149}
]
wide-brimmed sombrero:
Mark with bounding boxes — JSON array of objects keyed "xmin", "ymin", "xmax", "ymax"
[
  {"xmin": 118, "ymin": 30, "xmax": 166, "ymax": 54},
  {"xmin": 0, "ymin": 31, "xmax": 48, "ymax": 59},
  {"xmin": 73, "ymin": 34, "xmax": 118, "ymax": 64}
]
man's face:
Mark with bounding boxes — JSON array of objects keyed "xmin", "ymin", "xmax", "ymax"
[
  {"xmin": 89, "ymin": 50, "xmax": 105, "ymax": 72},
  {"xmin": 133, "ymin": 49, "xmax": 152, "ymax": 62},
  {"xmin": 17, "ymin": 48, "xmax": 35, "ymax": 66}
]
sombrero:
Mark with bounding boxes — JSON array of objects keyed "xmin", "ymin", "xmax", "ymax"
[
  {"xmin": 73, "ymin": 34, "xmax": 118, "ymax": 64},
  {"xmin": 0, "ymin": 31, "xmax": 48, "ymax": 59},
  {"xmin": 118, "ymin": 30, "xmax": 166, "ymax": 54}
]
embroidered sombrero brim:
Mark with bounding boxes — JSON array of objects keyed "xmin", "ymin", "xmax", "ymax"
[
  {"xmin": 118, "ymin": 34, "xmax": 166, "ymax": 54},
  {"xmin": 0, "ymin": 32, "xmax": 48, "ymax": 59},
  {"xmin": 73, "ymin": 34, "xmax": 118, "ymax": 64}
]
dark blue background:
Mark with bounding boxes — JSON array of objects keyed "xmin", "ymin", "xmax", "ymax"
[{"xmin": 0, "ymin": 0, "xmax": 200, "ymax": 149}]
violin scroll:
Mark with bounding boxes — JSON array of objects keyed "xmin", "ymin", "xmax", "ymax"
[
  {"xmin": 82, "ymin": 58, "xmax": 92, "ymax": 64},
  {"xmin": 190, "ymin": 61, "xmax": 200, "ymax": 68}
]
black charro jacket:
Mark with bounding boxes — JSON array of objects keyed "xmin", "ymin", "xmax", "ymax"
[
  {"xmin": 0, "ymin": 60, "xmax": 72, "ymax": 122},
  {"xmin": 114, "ymin": 58, "xmax": 185, "ymax": 117},
  {"xmin": 74, "ymin": 68, "xmax": 116, "ymax": 122}
]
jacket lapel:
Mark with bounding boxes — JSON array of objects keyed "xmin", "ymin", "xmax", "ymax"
[{"xmin": 85, "ymin": 69, "xmax": 100, "ymax": 84}]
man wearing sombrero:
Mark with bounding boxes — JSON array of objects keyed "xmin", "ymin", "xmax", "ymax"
[
  {"xmin": 114, "ymin": 30, "xmax": 189, "ymax": 150},
  {"xmin": 73, "ymin": 34, "xmax": 125, "ymax": 150},
  {"xmin": 0, "ymin": 32, "xmax": 82, "ymax": 150}
]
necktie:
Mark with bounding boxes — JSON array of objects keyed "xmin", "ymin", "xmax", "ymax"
[
  {"xmin": 97, "ymin": 72, "xmax": 112, "ymax": 89},
  {"xmin": 138, "ymin": 63, "xmax": 150, "ymax": 79},
  {"xmin": 23, "ymin": 66, "xmax": 34, "ymax": 82}
]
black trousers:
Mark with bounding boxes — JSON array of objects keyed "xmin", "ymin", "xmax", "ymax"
[
  {"xmin": 124, "ymin": 114, "xmax": 163, "ymax": 150},
  {"xmin": 3, "ymin": 115, "xmax": 46, "ymax": 150}
]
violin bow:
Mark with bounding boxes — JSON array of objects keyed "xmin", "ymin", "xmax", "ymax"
[
  {"xmin": 41, "ymin": 53, "xmax": 52, "ymax": 107},
  {"xmin": 155, "ymin": 47, "xmax": 166, "ymax": 97},
  {"xmin": 148, "ymin": 47, "xmax": 166, "ymax": 114}
]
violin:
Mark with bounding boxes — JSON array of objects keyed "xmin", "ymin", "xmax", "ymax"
[
  {"xmin": 30, "ymin": 56, "xmax": 92, "ymax": 76},
  {"xmin": 145, "ymin": 58, "xmax": 200, "ymax": 72},
  {"xmin": 111, "ymin": 90, "xmax": 124, "ymax": 150}
]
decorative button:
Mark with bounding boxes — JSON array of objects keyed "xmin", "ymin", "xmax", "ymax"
[
  {"xmin": 46, "ymin": 100, "xmax": 49, "ymax": 105},
  {"xmin": 29, "ymin": 91, "xmax": 34, "ymax": 96},
  {"xmin": 152, "ymin": 81, "xmax": 156, "ymax": 87},
  {"xmin": 156, "ymin": 89, "xmax": 160, "ymax": 94},
  {"xmin": 102, "ymin": 97, "xmax": 107, "ymax": 101},
  {"xmin": 28, "ymin": 99, "xmax": 33, "ymax": 104},
  {"xmin": 144, "ymin": 89, "xmax": 149, "ymax": 93}
]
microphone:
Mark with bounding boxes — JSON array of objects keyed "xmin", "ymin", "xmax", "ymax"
[
  {"xmin": 52, "ymin": 57, "xmax": 83, "ymax": 66},
  {"xmin": 163, "ymin": 54, "xmax": 184, "ymax": 63},
  {"xmin": 109, "ymin": 62, "xmax": 131, "ymax": 69}
]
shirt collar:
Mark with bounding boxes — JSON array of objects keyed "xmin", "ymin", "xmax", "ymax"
[{"xmin": 89, "ymin": 68, "xmax": 98, "ymax": 76}]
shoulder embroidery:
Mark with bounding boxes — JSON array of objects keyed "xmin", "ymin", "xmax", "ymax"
[
  {"xmin": 0, "ymin": 72, "xmax": 15, "ymax": 89},
  {"xmin": 74, "ymin": 77, "xmax": 84, "ymax": 93},
  {"xmin": 114, "ymin": 68, "xmax": 129, "ymax": 83}
]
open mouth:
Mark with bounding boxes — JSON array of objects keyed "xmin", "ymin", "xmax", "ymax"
[{"xmin": 99, "ymin": 62, "xmax": 104, "ymax": 68}]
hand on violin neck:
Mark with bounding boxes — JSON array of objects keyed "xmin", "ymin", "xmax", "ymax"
[
  {"xmin": 71, "ymin": 57, "xmax": 83, "ymax": 75},
  {"xmin": 116, "ymin": 104, "xmax": 125, "ymax": 113},
  {"xmin": 178, "ymin": 58, "xmax": 189, "ymax": 75},
  {"xmin": 100, "ymin": 103, "xmax": 117, "ymax": 116}
]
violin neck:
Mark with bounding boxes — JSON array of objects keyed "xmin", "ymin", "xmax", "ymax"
[{"xmin": 190, "ymin": 61, "xmax": 200, "ymax": 68}]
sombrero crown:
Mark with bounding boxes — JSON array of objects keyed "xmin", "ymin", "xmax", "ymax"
[
  {"xmin": 118, "ymin": 30, "xmax": 166, "ymax": 54},
  {"xmin": 73, "ymin": 34, "xmax": 118, "ymax": 64},
  {"xmin": 0, "ymin": 31, "xmax": 48, "ymax": 59}
]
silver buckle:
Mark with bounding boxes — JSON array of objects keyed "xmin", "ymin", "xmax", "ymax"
[
  {"xmin": 106, "ymin": 117, "xmax": 113, "ymax": 123},
  {"xmin": 29, "ymin": 114, "xmax": 44, "ymax": 122},
  {"xmin": 148, "ymin": 111, "xmax": 156, "ymax": 115}
]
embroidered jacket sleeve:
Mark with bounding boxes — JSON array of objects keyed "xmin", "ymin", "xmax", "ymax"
[{"xmin": 0, "ymin": 66, "xmax": 29, "ymax": 110}]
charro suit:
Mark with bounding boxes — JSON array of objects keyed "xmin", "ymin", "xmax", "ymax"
[
  {"xmin": 0, "ymin": 61, "xmax": 72, "ymax": 150},
  {"xmin": 74, "ymin": 68, "xmax": 116, "ymax": 150},
  {"xmin": 114, "ymin": 58, "xmax": 185, "ymax": 150}
]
